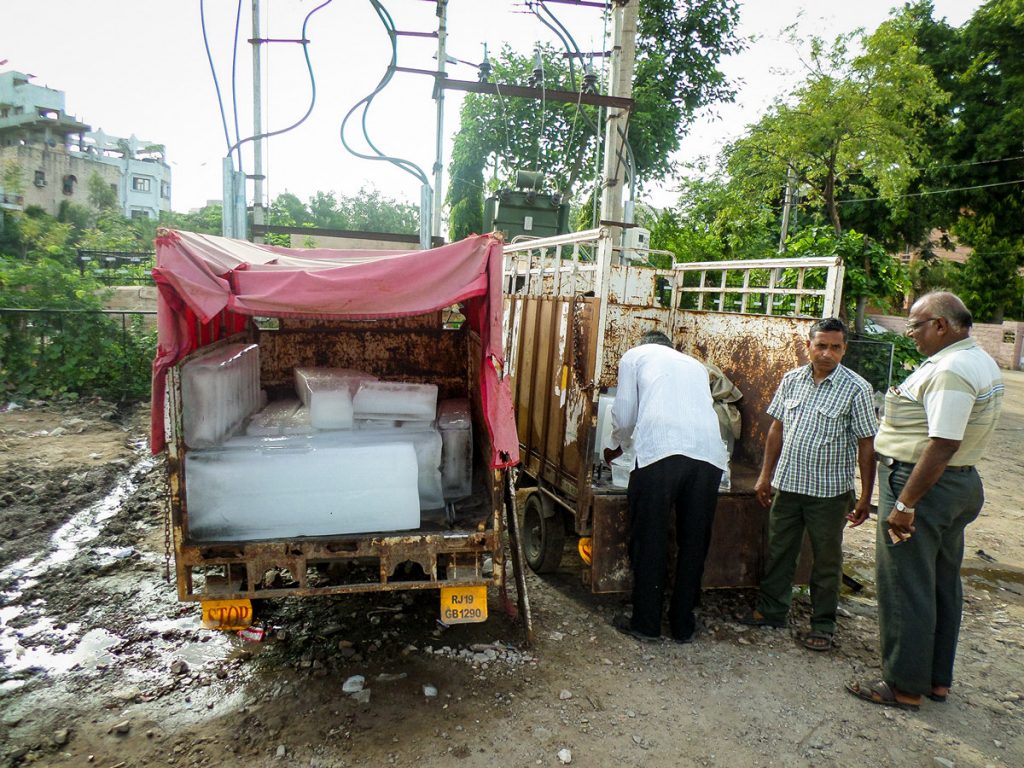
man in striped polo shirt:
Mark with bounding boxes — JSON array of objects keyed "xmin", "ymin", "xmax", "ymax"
[
  {"xmin": 737, "ymin": 317, "xmax": 877, "ymax": 651},
  {"xmin": 848, "ymin": 292, "xmax": 1003, "ymax": 711}
]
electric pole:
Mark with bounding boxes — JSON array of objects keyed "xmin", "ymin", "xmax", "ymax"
[{"xmin": 598, "ymin": 0, "xmax": 638, "ymax": 247}]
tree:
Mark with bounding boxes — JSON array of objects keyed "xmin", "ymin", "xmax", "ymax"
[
  {"xmin": 930, "ymin": 0, "xmax": 1024, "ymax": 322},
  {"xmin": 724, "ymin": 10, "xmax": 947, "ymax": 327},
  {"xmin": 447, "ymin": 3, "xmax": 742, "ymax": 239},
  {"xmin": 87, "ymin": 172, "xmax": 118, "ymax": 211},
  {"xmin": 649, "ymin": 171, "xmax": 776, "ymax": 262}
]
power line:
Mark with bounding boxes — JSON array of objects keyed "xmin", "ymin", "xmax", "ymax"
[{"xmin": 837, "ymin": 178, "xmax": 1024, "ymax": 205}]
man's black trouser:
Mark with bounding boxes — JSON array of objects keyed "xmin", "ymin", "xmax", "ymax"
[{"xmin": 626, "ymin": 453, "xmax": 722, "ymax": 640}]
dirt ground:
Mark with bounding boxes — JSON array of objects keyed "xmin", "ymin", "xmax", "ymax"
[{"xmin": 1, "ymin": 373, "xmax": 1022, "ymax": 768}]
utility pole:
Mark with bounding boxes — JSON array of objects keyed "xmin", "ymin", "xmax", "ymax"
[
  {"xmin": 598, "ymin": 0, "xmax": 638, "ymax": 251},
  {"xmin": 432, "ymin": 0, "xmax": 447, "ymax": 242},
  {"xmin": 778, "ymin": 165, "xmax": 797, "ymax": 252},
  {"xmin": 252, "ymin": 0, "xmax": 265, "ymax": 242}
]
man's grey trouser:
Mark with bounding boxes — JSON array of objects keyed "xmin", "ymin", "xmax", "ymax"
[{"xmin": 876, "ymin": 461, "xmax": 984, "ymax": 695}]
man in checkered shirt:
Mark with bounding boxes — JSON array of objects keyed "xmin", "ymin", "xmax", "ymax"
[{"xmin": 737, "ymin": 317, "xmax": 877, "ymax": 651}]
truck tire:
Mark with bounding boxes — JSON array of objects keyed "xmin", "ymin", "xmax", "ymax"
[{"xmin": 522, "ymin": 492, "xmax": 566, "ymax": 573}]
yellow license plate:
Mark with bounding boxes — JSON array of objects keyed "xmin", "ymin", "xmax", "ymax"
[
  {"xmin": 201, "ymin": 599, "xmax": 253, "ymax": 630},
  {"xmin": 440, "ymin": 585, "xmax": 488, "ymax": 624}
]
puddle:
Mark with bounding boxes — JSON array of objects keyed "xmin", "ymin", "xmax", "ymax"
[
  {"xmin": 0, "ymin": 456, "xmax": 156, "ymax": 593},
  {"xmin": 961, "ymin": 563, "xmax": 1024, "ymax": 601}
]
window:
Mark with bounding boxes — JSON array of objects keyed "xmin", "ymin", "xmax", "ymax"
[
  {"xmin": 130, "ymin": 209, "xmax": 150, "ymax": 220},
  {"xmin": 132, "ymin": 176, "xmax": 151, "ymax": 193},
  {"xmin": 62, "ymin": 174, "xmax": 77, "ymax": 195},
  {"xmin": 160, "ymin": 181, "xmax": 171, "ymax": 199},
  {"xmin": 110, "ymin": 183, "xmax": 118, "ymax": 195},
  {"xmin": 33, "ymin": 170, "xmax": 46, "ymax": 187}
]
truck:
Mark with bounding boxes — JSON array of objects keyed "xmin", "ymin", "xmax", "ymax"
[
  {"xmin": 150, "ymin": 229, "xmax": 532, "ymax": 637},
  {"xmin": 501, "ymin": 227, "xmax": 845, "ymax": 591}
]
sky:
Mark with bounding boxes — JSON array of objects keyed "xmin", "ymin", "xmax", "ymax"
[{"xmin": 2, "ymin": 0, "xmax": 985, "ymax": 218}]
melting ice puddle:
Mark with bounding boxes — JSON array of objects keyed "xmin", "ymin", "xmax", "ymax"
[
  {"xmin": 0, "ymin": 455, "xmax": 153, "ymax": 678},
  {"xmin": 0, "ymin": 455, "xmax": 155, "ymax": 590}
]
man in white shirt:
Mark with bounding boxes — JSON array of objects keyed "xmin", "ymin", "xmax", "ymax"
[{"xmin": 604, "ymin": 330, "xmax": 728, "ymax": 642}]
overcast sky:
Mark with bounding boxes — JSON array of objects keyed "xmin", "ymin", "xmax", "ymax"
[{"xmin": 2, "ymin": 0, "xmax": 983, "ymax": 215}]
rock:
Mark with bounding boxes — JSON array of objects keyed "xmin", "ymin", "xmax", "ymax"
[
  {"xmin": 557, "ymin": 748, "xmax": 572, "ymax": 764},
  {"xmin": 53, "ymin": 728, "xmax": 70, "ymax": 746},
  {"xmin": 170, "ymin": 659, "xmax": 189, "ymax": 676},
  {"xmin": 352, "ymin": 689, "xmax": 371, "ymax": 705},
  {"xmin": 423, "ymin": 684, "xmax": 438, "ymax": 698},
  {"xmin": 559, "ymin": 690, "xmax": 573, "ymax": 701},
  {"xmin": 49, "ymin": 427, "xmax": 67, "ymax": 437},
  {"xmin": 342, "ymin": 675, "xmax": 365, "ymax": 694},
  {"xmin": 933, "ymin": 758, "xmax": 954, "ymax": 768},
  {"xmin": 376, "ymin": 673, "xmax": 408, "ymax": 682},
  {"xmin": 109, "ymin": 720, "xmax": 131, "ymax": 735},
  {"xmin": 276, "ymin": 744, "xmax": 287, "ymax": 758}
]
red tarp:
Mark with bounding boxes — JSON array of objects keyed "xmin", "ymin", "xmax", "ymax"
[{"xmin": 150, "ymin": 229, "xmax": 518, "ymax": 469}]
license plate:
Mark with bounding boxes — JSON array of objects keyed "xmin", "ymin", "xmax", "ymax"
[
  {"xmin": 201, "ymin": 599, "xmax": 253, "ymax": 630},
  {"xmin": 440, "ymin": 585, "xmax": 488, "ymax": 624}
]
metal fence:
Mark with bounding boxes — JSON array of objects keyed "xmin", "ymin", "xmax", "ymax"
[
  {"xmin": 76, "ymin": 249, "xmax": 155, "ymax": 286},
  {"xmin": 0, "ymin": 308, "xmax": 156, "ymax": 401}
]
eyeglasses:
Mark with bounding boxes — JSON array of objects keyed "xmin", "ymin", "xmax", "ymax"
[{"xmin": 905, "ymin": 317, "xmax": 939, "ymax": 333}]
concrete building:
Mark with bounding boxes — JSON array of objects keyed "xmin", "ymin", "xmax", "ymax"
[{"xmin": 0, "ymin": 70, "xmax": 170, "ymax": 219}]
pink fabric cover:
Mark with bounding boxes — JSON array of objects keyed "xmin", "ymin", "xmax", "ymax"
[{"xmin": 150, "ymin": 229, "xmax": 518, "ymax": 468}]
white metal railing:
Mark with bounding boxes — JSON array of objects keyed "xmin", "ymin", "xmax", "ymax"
[
  {"xmin": 673, "ymin": 256, "xmax": 844, "ymax": 318},
  {"xmin": 502, "ymin": 227, "xmax": 612, "ymax": 298}
]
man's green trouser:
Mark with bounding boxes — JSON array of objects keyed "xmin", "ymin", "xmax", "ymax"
[
  {"xmin": 876, "ymin": 462, "xmax": 983, "ymax": 695},
  {"xmin": 756, "ymin": 490, "xmax": 853, "ymax": 633}
]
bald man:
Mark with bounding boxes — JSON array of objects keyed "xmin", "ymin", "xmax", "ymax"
[{"xmin": 848, "ymin": 292, "xmax": 1004, "ymax": 711}]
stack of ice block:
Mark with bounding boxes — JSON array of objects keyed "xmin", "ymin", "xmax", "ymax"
[
  {"xmin": 181, "ymin": 343, "xmax": 260, "ymax": 448},
  {"xmin": 294, "ymin": 368, "xmax": 377, "ymax": 430},
  {"xmin": 437, "ymin": 398, "xmax": 473, "ymax": 500},
  {"xmin": 185, "ymin": 439, "xmax": 420, "ymax": 541},
  {"xmin": 245, "ymin": 399, "xmax": 315, "ymax": 437}
]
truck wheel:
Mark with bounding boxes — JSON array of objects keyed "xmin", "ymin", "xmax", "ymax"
[{"xmin": 522, "ymin": 493, "xmax": 566, "ymax": 573}]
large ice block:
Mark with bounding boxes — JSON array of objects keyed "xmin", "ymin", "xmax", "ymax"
[
  {"xmin": 595, "ymin": 393, "xmax": 615, "ymax": 464},
  {"xmin": 309, "ymin": 387, "xmax": 354, "ymax": 430},
  {"xmin": 219, "ymin": 428, "xmax": 445, "ymax": 511},
  {"xmin": 437, "ymin": 399, "xmax": 473, "ymax": 500},
  {"xmin": 185, "ymin": 441, "xmax": 420, "ymax": 541},
  {"xmin": 353, "ymin": 381, "xmax": 438, "ymax": 421},
  {"xmin": 181, "ymin": 343, "xmax": 260, "ymax": 448}
]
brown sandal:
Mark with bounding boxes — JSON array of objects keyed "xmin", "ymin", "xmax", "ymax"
[{"xmin": 846, "ymin": 680, "xmax": 920, "ymax": 711}]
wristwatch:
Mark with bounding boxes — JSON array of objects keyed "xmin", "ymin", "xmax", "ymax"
[{"xmin": 894, "ymin": 500, "xmax": 915, "ymax": 514}]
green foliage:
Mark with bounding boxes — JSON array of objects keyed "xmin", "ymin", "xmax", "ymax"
[
  {"xmin": 161, "ymin": 203, "xmax": 223, "ymax": 235},
  {"xmin": 87, "ymin": 172, "xmax": 118, "ymax": 211},
  {"xmin": 726, "ymin": 14, "xmax": 947, "ymax": 237},
  {"xmin": 0, "ymin": 207, "xmax": 156, "ymax": 401},
  {"xmin": 650, "ymin": 171, "xmax": 777, "ymax": 262},
  {"xmin": 269, "ymin": 186, "xmax": 418, "ymax": 235},
  {"xmin": 784, "ymin": 227, "xmax": 909, "ymax": 319}
]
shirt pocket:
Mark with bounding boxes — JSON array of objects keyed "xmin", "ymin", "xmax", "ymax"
[{"xmin": 814, "ymin": 403, "xmax": 844, "ymax": 442}]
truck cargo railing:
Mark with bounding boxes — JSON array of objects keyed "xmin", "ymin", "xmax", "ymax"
[{"xmin": 672, "ymin": 256, "xmax": 844, "ymax": 319}]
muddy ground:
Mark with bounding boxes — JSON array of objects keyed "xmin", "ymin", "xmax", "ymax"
[{"xmin": 1, "ymin": 373, "xmax": 1022, "ymax": 768}]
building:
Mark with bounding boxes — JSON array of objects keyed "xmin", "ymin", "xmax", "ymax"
[{"xmin": 0, "ymin": 70, "xmax": 170, "ymax": 219}]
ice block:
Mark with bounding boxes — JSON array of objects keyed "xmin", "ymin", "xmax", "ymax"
[
  {"xmin": 245, "ymin": 399, "xmax": 301, "ymax": 436},
  {"xmin": 185, "ymin": 441, "xmax": 420, "ymax": 541},
  {"xmin": 181, "ymin": 343, "xmax": 260, "ymax": 448},
  {"xmin": 437, "ymin": 398, "xmax": 473, "ymax": 500},
  {"xmin": 353, "ymin": 381, "xmax": 438, "ymax": 421}
]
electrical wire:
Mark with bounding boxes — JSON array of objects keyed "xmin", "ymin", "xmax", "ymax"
[
  {"xmin": 225, "ymin": 0, "xmax": 333, "ymax": 159},
  {"xmin": 338, "ymin": 0, "xmax": 428, "ymax": 186},
  {"xmin": 200, "ymin": 0, "xmax": 233, "ymax": 157},
  {"xmin": 836, "ymin": 178, "xmax": 1024, "ymax": 205},
  {"xmin": 230, "ymin": 0, "xmax": 244, "ymax": 171}
]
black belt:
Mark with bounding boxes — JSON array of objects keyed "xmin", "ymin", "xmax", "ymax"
[{"xmin": 876, "ymin": 454, "xmax": 974, "ymax": 473}]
